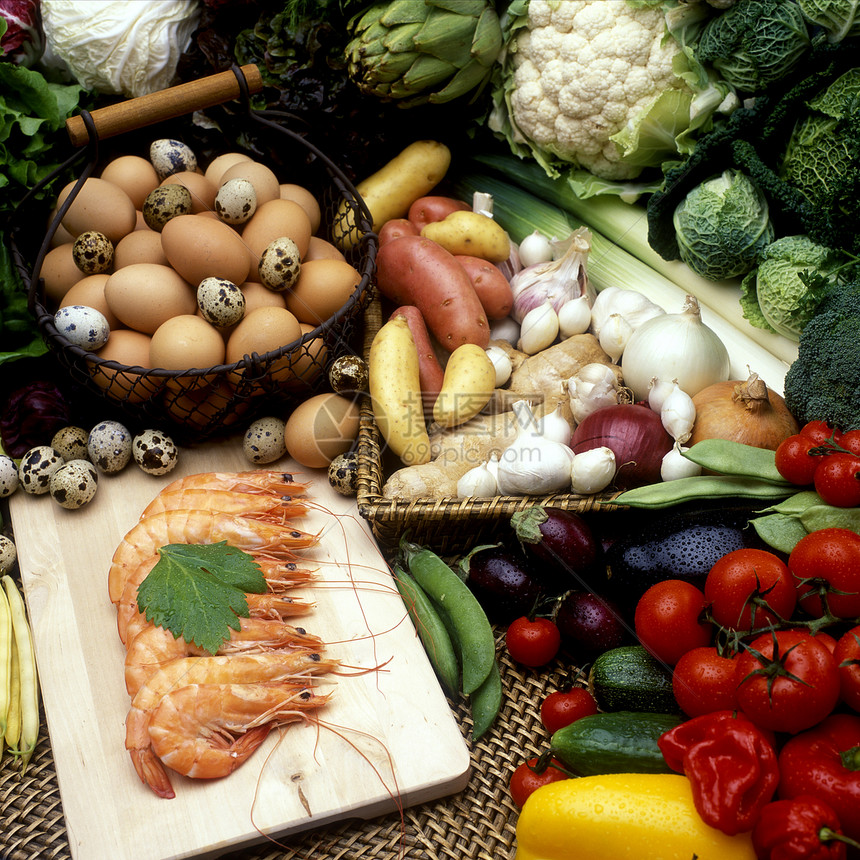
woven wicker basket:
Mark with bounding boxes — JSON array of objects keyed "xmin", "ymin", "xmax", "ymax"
[
  {"xmin": 10, "ymin": 65, "xmax": 376, "ymax": 443},
  {"xmin": 355, "ymin": 297, "xmax": 627, "ymax": 553}
]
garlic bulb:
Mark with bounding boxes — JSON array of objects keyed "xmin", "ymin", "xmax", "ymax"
[
  {"xmin": 557, "ymin": 295, "xmax": 592, "ymax": 337},
  {"xmin": 518, "ymin": 300, "xmax": 559, "ymax": 355},
  {"xmin": 661, "ymin": 443, "xmax": 701, "ymax": 481},
  {"xmin": 620, "ymin": 295, "xmax": 731, "ymax": 401},
  {"xmin": 598, "ymin": 313, "xmax": 633, "ymax": 363},
  {"xmin": 537, "ymin": 404, "xmax": 573, "ymax": 445},
  {"xmin": 570, "ymin": 447, "xmax": 616, "ymax": 494},
  {"xmin": 509, "ymin": 226, "xmax": 595, "ymax": 323},
  {"xmin": 568, "ymin": 363, "xmax": 620, "ymax": 424},
  {"xmin": 590, "ymin": 287, "xmax": 665, "ymax": 338}
]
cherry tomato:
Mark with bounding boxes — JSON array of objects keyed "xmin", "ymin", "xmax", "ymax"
[
  {"xmin": 838, "ymin": 428, "xmax": 860, "ymax": 456},
  {"xmin": 800, "ymin": 419, "xmax": 842, "ymax": 446},
  {"xmin": 835, "ymin": 625, "xmax": 860, "ymax": 713},
  {"xmin": 789, "ymin": 527, "xmax": 860, "ymax": 619},
  {"xmin": 509, "ymin": 757, "xmax": 568, "ymax": 809},
  {"xmin": 704, "ymin": 548, "xmax": 796, "ymax": 631},
  {"xmin": 814, "ymin": 453, "xmax": 860, "ymax": 507},
  {"xmin": 811, "ymin": 630, "xmax": 839, "ymax": 654},
  {"xmin": 774, "ymin": 434, "xmax": 821, "ymax": 485},
  {"xmin": 671, "ymin": 646, "xmax": 738, "ymax": 718},
  {"xmin": 540, "ymin": 687, "xmax": 599, "ymax": 735},
  {"xmin": 735, "ymin": 629, "xmax": 841, "ymax": 734},
  {"xmin": 505, "ymin": 616, "xmax": 561, "ymax": 667},
  {"xmin": 634, "ymin": 579, "xmax": 712, "ymax": 666}
]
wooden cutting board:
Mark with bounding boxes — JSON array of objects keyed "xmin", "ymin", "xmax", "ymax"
[{"xmin": 7, "ymin": 436, "xmax": 471, "ymax": 860}]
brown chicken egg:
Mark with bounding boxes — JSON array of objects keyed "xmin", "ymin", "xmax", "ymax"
[
  {"xmin": 279, "ymin": 183, "xmax": 321, "ymax": 233},
  {"xmin": 161, "ymin": 214, "xmax": 250, "ymax": 287},
  {"xmin": 304, "ymin": 237, "xmax": 346, "ymax": 263},
  {"xmin": 161, "ymin": 171, "xmax": 217, "ymax": 214},
  {"xmin": 283, "ymin": 392, "xmax": 360, "ymax": 469},
  {"xmin": 280, "ymin": 323, "xmax": 329, "ymax": 391},
  {"xmin": 220, "ymin": 161, "xmax": 280, "ymax": 208},
  {"xmin": 55, "ymin": 177, "xmax": 137, "ymax": 243},
  {"xmin": 283, "ymin": 259, "xmax": 362, "ymax": 326},
  {"xmin": 60, "ymin": 274, "xmax": 122, "ymax": 329},
  {"xmin": 150, "ymin": 314, "xmax": 225, "ymax": 376},
  {"xmin": 241, "ymin": 199, "xmax": 312, "ymax": 270},
  {"xmin": 240, "ymin": 281, "xmax": 287, "ymax": 314},
  {"xmin": 100, "ymin": 155, "xmax": 160, "ymax": 209},
  {"xmin": 41, "ymin": 243, "xmax": 84, "ymax": 304},
  {"xmin": 113, "ymin": 229, "xmax": 169, "ymax": 268},
  {"xmin": 204, "ymin": 152, "xmax": 252, "ymax": 187},
  {"xmin": 104, "ymin": 263, "xmax": 196, "ymax": 334},
  {"xmin": 226, "ymin": 306, "xmax": 302, "ymax": 364},
  {"xmin": 89, "ymin": 329, "xmax": 162, "ymax": 404}
]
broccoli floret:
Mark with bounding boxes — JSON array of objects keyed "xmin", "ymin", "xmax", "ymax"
[{"xmin": 783, "ymin": 283, "xmax": 860, "ymax": 431}]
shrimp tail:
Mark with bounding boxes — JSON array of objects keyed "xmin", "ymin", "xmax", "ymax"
[{"xmin": 129, "ymin": 748, "xmax": 176, "ymax": 799}]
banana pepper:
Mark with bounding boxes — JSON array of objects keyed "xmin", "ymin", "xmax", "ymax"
[{"xmin": 514, "ymin": 773, "xmax": 756, "ymax": 860}]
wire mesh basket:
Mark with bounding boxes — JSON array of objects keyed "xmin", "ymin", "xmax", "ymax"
[{"xmin": 10, "ymin": 65, "xmax": 376, "ymax": 442}]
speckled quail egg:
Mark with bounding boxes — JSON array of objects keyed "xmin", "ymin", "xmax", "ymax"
[
  {"xmin": 49, "ymin": 459, "xmax": 98, "ymax": 509},
  {"xmin": 258, "ymin": 237, "xmax": 301, "ymax": 292},
  {"xmin": 215, "ymin": 178, "xmax": 257, "ymax": 226},
  {"xmin": 0, "ymin": 456, "xmax": 19, "ymax": 498},
  {"xmin": 150, "ymin": 138, "xmax": 198, "ymax": 179},
  {"xmin": 132, "ymin": 429, "xmax": 179, "ymax": 475},
  {"xmin": 87, "ymin": 420, "xmax": 132, "ymax": 474},
  {"xmin": 54, "ymin": 305, "xmax": 111, "ymax": 351},
  {"xmin": 0, "ymin": 535, "xmax": 16, "ymax": 573},
  {"xmin": 328, "ymin": 354, "xmax": 370, "ymax": 394},
  {"xmin": 327, "ymin": 451, "xmax": 358, "ymax": 496},
  {"xmin": 18, "ymin": 445, "xmax": 64, "ymax": 494},
  {"xmin": 72, "ymin": 230, "xmax": 114, "ymax": 275},
  {"xmin": 243, "ymin": 417, "xmax": 287, "ymax": 465},
  {"xmin": 142, "ymin": 183, "xmax": 193, "ymax": 231},
  {"xmin": 197, "ymin": 277, "xmax": 246, "ymax": 328},
  {"xmin": 51, "ymin": 426, "xmax": 91, "ymax": 462}
]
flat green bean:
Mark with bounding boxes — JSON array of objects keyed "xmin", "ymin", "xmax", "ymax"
[
  {"xmin": 393, "ymin": 567, "xmax": 460, "ymax": 696},
  {"xmin": 801, "ymin": 505, "xmax": 860, "ymax": 534},
  {"xmin": 470, "ymin": 657, "xmax": 502, "ymax": 741},
  {"xmin": 610, "ymin": 475, "xmax": 795, "ymax": 509},
  {"xmin": 401, "ymin": 539, "xmax": 495, "ymax": 695},
  {"xmin": 682, "ymin": 439, "xmax": 791, "ymax": 484},
  {"xmin": 751, "ymin": 513, "xmax": 809, "ymax": 554}
]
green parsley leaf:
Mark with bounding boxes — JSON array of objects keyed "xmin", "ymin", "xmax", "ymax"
[{"xmin": 136, "ymin": 542, "xmax": 267, "ymax": 656}]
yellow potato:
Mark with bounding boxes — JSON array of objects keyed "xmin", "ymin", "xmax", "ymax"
[
  {"xmin": 369, "ymin": 316, "xmax": 431, "ymax": 465},
  {"xmin": 337, "ymin": 140, "xmax": 451, "ymax": 251},
  {"xmin": 433, "ymin": 344, "xmax": 496, "ymax": 429},
  {"xmin": 421, "ymin": 210, "xmax": 511, "ymax": 263}
]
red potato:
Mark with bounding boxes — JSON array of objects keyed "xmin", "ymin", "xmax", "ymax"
[
  {"xmin": 376, "ymin": 235, "xmax": 490, "ymax": 351},
  {"xmin": 408, "ymin": 195, "xmax": 471, "ymax": 231},
  {"xmin": 455, "ymin": 254, "xmax": 514, "ymax": 320},
  {"xmin": 390, "ymin": 305, "xmax": 445, "ymax": 412},
  {"xmin": 379, "ymin": 218, "xmax": 419, "ymax": 246}
]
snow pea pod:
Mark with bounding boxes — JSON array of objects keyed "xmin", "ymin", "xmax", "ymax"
[
  {"xmin": 681, "ymin": 439, "xmax": 792, "ymax": 485},
  {"xmin": 611, "ymin": 475, "xmax": 794, "ymax": 510},
  {"xmin": 400, "ymin": 538, "xmax": 495, "ymax": 695}
]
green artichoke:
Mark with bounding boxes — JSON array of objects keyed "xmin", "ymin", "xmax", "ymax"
[{"xmin": 346, "ymin": 0, "xmax": 503, "ymax": 107}]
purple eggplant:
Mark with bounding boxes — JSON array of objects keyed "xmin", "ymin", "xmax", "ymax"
[
  {"xmin": 511, "ymin": 506, "xmax": 602, "ymax": 593},
  {"xmin": 555, "ymin": 590, "xmax": 631, "ymax": 661},
  {"xmin": 458, "ymin": 544, "xmax": 542, "ymax": 624}
]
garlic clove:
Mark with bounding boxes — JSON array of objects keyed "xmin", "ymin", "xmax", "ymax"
[
  {"xmin": 661, "ymin": 442, "xmax": 702, "ymax": 481},
  {"xmin": 557, "ymin": 295, "xmax": 592, "ymax": 337},
  {"xmin": 598, "ymin": 313, "xmax": 633, "ymax": 363},
  {"xmin": 660, "ymin": 382, "xmax": 696, "ymax": 443},
  {"xmin": 485, "ymin": 345, "xmax": 513, "ymax": 387},
  {"xmin": 518, "ymin": 230, "xmax": 554, "ymax": 268},
  {"xmin": 570, "ymin": 447, "xmax": 616, "ymax": 494},
  {"xmin": 518, "ymin": 300, "xmax": 559, "ymax": 355}
]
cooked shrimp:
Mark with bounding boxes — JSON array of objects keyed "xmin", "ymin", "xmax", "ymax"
[
  {"xmin": 141, "ymin": 489, "xmax": 309, "ymax": 522},
  {"xmin": 159, "ymin": 470, "xmax": 308, "ymax": 496},
  {"xmin": 126, "ymin": 651, "xmax": 338, "ymax": 798},
  {"xmin": 147, "ymin": 682, "xmax": 332, "ymax": 784},
  {"xmin": 124, "ymin": 618, "xmax": 324, "ymax": 697},
  {"xmin": 108, "ymin": 510, "xmax": 321, "ymax": 604}
]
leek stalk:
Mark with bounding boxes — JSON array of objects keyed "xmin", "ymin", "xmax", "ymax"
[
  {"xmin": 452, "ymin": 172, "xmax": 792, "ymax": 395},
  {"xmin": 468, "ymin": 153, "xmax": 799, "ymax": 367}
]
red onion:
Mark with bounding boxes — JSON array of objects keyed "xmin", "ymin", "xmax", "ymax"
[{"xmin": 571, "ymin": 403, "xmax": 673, "ymax": 489}]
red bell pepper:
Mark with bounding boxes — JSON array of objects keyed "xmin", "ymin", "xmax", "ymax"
[
  {"xmin": 658, "ymin": 709, "xmax": 779, "ymax": 836},
  {"xmin": 778, "ymin": 713, "xmax": 860, "ymax": 842},
  {"xmin": 752, "ymin": 795, "xmax": 860, "ymax": 860}
]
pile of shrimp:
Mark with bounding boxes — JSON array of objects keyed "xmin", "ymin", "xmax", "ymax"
[{"xmin": 110, "ymin": 470, "xmax": 337, "ymax": 800}]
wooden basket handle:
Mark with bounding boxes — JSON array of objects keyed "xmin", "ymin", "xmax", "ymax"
[{"xmin": 65, "ymin": 64, "xmax": 264, "ymax": 147}]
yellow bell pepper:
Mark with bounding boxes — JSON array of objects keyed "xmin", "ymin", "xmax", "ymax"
[{"xmin": 514, "ymin": 773, "xmax": 757, "ymax": 860}]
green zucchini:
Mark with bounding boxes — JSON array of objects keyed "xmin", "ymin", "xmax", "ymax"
[
  {"xmin": 551, "ymin": 711, "xmax": 682, "ymax": 776},
  {"xmin": 589, "ymin": 645, "xmax": 679, "ymax": 714}
]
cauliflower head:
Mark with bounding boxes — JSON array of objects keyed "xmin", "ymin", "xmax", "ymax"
[{"xmin": 493, "ymin": 0, "xmax": 715, "ymax": 181}]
